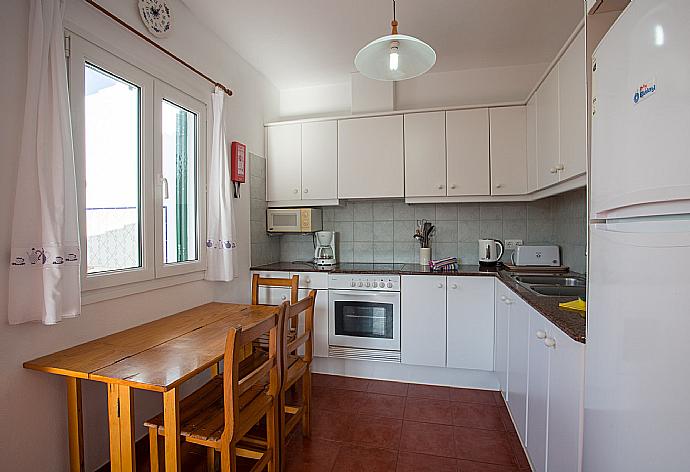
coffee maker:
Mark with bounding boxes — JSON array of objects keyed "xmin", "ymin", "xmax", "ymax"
[{"xmin": 314, "ymin": 231, "xmax": 337, "ymax": 266}]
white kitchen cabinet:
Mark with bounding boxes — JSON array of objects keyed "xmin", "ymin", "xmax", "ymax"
[
  {"xmin": 446, "ymin": 276, "xmax": 495, "ymax": 371},
  {"xmin": 527, "ymin": 309, "xmax": 550, "ymax": 472},
  {"xmin": 266, "ymin": 124, "xmax": 302, "ymax": 202},
  {"xmin": 507, "ymin": 295, "xmax": 530, "ymax": 442},
  {"xmin": 297, "ymin": 288, "xmax": 329, "ymax": 358},
  {"xmin": 536, "ymin": 67, "xmax": 560, "ymax": 189},
  {"xmin": 490, "ymin": 106, "xmax": 527, "ymax": 195},
  {"xmin": 494, "ymin": 282, "xmax": 512, "ymax": 399},
  {"xmin": 301, "ymin": 121, "xmax": 338, "ymax": 200},
  {"xmin": 266, "ymin": 121, "xmax": 338, "ymax": 203},
  {"xmin": 446, "ymin": 108, "xmax": 490, "ymax": 196},
  {"xmin": 526, "ymin": 94, "xmax": 538, "ymax": 193},
  {"xmin": 404, "ymin": 112, "xmax": 447, "ymax": 197},
  {"xmin": 338, "ymin": 115, "xmax": 404, "ymax": 199},
  {"xmin": 546, "ymin": 322, "xmax": 585, "ymax": 472},
  {"xmin": 401, "ymin": 275, "xmax": 447, "ymax": 367},
  {"xmin": 558, "ymin": 29, "xmax": 587, "ymax": 181}
]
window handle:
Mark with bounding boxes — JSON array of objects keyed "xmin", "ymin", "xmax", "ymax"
[{"xmin": 159, "ymin": 175, "xmax": 169, "ymax": 199}]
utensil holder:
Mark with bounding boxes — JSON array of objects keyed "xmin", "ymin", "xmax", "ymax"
[{"xmin": 420, "ymin": 247, "xmax": 431, "ymax": 266}]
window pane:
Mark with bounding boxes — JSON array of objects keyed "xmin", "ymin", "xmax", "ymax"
[
  {"xmin": 161, "ymin": 99, "xmax": 198, "ymax": 264},
  {"xmin": 84, "ymin": 63, "xmax": 141, "ymax": 274}
]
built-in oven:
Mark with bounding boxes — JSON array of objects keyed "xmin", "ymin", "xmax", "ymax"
[{"xmin": 328, "ymin": 274, "xmax": 401, "ymax": 362}]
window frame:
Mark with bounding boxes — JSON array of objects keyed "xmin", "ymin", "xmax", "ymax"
[
  {"xmin": 68, "ymin": 33, "xmax": 208, "ymax": 294},
  {"xmin": 154, "ymin": 81, "xmax": 207, "ymax": 278}
]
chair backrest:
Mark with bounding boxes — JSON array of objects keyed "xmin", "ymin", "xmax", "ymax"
[
  {"xmin": 280, "ymin": 290, "xmax": 316, "ymax": 382},
  {"xmin": 251, "ymin": 274, "xmax": 299, "ymax": 305},
  {"xmin": 222, "ymin": 301, "xmax": 287, "ymax": 444}
]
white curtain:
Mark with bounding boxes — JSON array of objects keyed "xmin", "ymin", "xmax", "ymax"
[
  {"xmin": 8, "ymin": 0, "xmax": 80, "ymax": 325},
  {"xmin": 205, "ymin": 87, "xmax": 238, "ymax": 281}
]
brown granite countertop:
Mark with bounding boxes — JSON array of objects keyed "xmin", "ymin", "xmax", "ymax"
[{"xmin": 250, "ymin": 262, "xmax": 586, "ymax": 343}]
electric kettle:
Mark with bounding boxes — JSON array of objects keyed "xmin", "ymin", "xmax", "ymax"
[{"xmin": 478, "ymin": 239, "xmax": 504, "ymax": 266}]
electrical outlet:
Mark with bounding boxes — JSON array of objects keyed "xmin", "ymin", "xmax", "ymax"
[{"xmin": 505, "ymin": 239, "xmax": 523, "ymax": 250}]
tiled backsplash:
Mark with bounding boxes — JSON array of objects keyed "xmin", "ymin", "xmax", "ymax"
[
  {"xmin": 274, "ymin": 188, "xmax": 587, "ymax": 272},
  {"xmin": 249, "ymin": 154, "xmax": 281, "ymax": 266}
]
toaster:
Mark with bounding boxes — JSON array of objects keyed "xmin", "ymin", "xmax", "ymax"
[{"xmin": 512, "ymin": 245, "xmax": 561, "ymax": 266}]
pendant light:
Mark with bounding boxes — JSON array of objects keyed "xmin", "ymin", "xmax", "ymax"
[{"xmin": 355, "ymin": 0, "xmax": 436, "ymax": 81}]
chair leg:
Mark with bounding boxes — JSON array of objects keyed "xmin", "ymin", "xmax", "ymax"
[
  {"xmin": 220, "ymin": 443, "xmax": 236, "ymax": 472},
  {"xmin": 268, "ymin": 400, "xmax": 280, "ymax": 472},
  {"xmin": 302, "ymin": 371, "xmax": 312, "ymax": 438},
  {"xmin": 206, "ymin": 447, "xmax": 215, "ymax": 471},
  {"xmin": 148, "ymin": 427, "xmax": 159, "ymax": 472}
]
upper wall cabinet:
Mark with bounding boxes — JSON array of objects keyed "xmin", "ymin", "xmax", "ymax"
[
  {"xmin": 301, "ymin": 121, "xmax": 338, "ymax": 200},
  {"xmin": 404, "ymin": 112, "xmax": 447, "ymax": 197},
  {"xmin": 266, "ymin": 123, "xmax": 302, "ymax": 202},
  {"xmin": 526, "ymin": 95, "xmax": 539, "ymax": 193},
  {"xmin": 446, "ymin": 108, "xmax": 490, "ymax": 196},
  {"xmin": 558, "ymin": 29, "xmax": 587, "ymax": 181},
  {"xmin": 490, "ymin": 106, "xmax": 527, "ymax": 196},
  {"xmin": 266, "ymin": 121, "xmax": 338, "ymax": 204},
  {"xmin": 338, "ymin": 115, "xmax": 404, "ymax": 199},
  {"xmin": 536, "ymin": 66, "xmax": 561, "ymax": 189}
]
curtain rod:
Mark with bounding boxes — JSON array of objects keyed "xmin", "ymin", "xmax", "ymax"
[{"xmin": 83, "ymin": 0, "xmax": 233, "ymax": 96}]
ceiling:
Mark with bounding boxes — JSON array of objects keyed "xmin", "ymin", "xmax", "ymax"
[{"xmin": 180, "ymin": 0, "xmax": 583, "ymax": 90}]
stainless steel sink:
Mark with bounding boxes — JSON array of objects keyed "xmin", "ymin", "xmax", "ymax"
[
  {"xmin": 528, "ymin": 285, "xmax": 587, "ymax": 298},
  {"xmin": 508, "ymin": 272, "xmax": 587, "ymax": 298},
  {"xmin": 512, "ymin": 275, "xmax": 586, "ymax": 287}
]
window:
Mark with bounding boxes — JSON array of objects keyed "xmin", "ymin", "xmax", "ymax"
[
  {"xmin": 69, "ymin": 34, "xmax": 207, "ymax": 291},
  {"xmin": 84, "ymin": 64, "xmax": 142, "ymax": 274}
]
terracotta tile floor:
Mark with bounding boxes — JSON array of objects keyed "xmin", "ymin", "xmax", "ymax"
[{"xmin": 286, "ymin": 374, "xmax": 532, "ymax": 472}]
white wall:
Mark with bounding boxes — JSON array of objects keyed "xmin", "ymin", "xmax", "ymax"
[
  {"xmin": 0, "ymin": 0, "xmax": 278, "ymax": 470},
  {"xmin": 395, "ymin": 63, "xmax": 547, "ymax": 109},
  {"xmin": 275, "ymin": 63, "xmax": 547, "ymax": 119}
]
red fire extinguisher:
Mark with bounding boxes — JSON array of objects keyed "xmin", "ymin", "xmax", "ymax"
[{"xmin": 229, "ymin": 141, "xmax": 246, "ymax": 198}]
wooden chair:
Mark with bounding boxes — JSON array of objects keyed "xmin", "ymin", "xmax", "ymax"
[
  {"xmin": 278, "ymin": 291, "xmax": 317, "ymax": 471},
  {"xmin": 145, "ymin": 302, "xmax": 286, "ymax": 472},
  {"xmin": 251, "ymin": 273, "xmax": 299, "ymax": 306}
]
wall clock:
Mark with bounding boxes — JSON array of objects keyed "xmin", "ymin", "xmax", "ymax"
[{"xmin": 138, "ymin": 0, "xmax": 173, "ymax": 38}]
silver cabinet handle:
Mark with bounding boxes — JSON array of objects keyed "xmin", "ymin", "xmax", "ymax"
[
  {"xmin": 536, "ymin": 330, "xmax": 547, "ymax": 339},
  {"xmin": 451, "ymin": 283, "xmax": 458, "ymax": 289},
  {"xmin": 304, "ymin": 188, "xmax": 309, "ymax": 193},
  {"xmin": 544, "ymin": 337, "xmax": 556, "ymax": 348}
]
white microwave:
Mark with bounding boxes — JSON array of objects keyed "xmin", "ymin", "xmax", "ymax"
[{"xmin": 266, "ymin": 208, "xmax": 322, "ymax": 233}]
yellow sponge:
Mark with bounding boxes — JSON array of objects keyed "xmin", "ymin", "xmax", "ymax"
[{"xmin": 559, "ymin": 298, "xmax": 586, "ymax": 313}]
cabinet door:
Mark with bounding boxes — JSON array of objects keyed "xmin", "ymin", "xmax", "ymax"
[
  {"xmin": 490, "ymin": 107, "xmax": 527, "ymax": 195},
  {"xmin": 401, "ymin": 276, "xmax": 447, "ymax": 367},
  {"xmin": 547, "ymin": 324, "xmax": 585, "ymax": 472},
  {"xmin": 507, "ymin": 296, "xmax": 530, "ymax": 442},
  {"xmin": 338, "ymin": 115, "xmax": 404, "ymax": 199},
  {"xmin": 297, "ymin": 288, "xmax": 330, "ymax": 358},
  {"xmin": 301, "ymin": 121, "xmax": 338, "ymax": 200},
  {"xmin": 494, "ymin": 282, "xmax": 512, "ymax": 399},
  {"xmin": 526, "ymin": 94, "xmax": 539, "ymax": 193},
  {"xmin": 527, "ymin": 309, "xmax": 550, "ymax": 472},
  {"xmin": 558, "ymin": 29, "xmax": 587, "ymax": 181},
  {"xmin": 536, "ymin": 68, "xmax": 560, "ymax": 189},
  {"xmin": 446, "ymin": 277, "xmax": 495, "ymax": 371},
  {"xmin": 446, "ymin": 108, "xmax": 490, "ymax": 196},
  {"xmin": 266, "ymin": 124, "xmax": 302, "ymax": 202},
  {"xmin": 404, "ymin": 111, "xmax": 447, "ymax": 197}
]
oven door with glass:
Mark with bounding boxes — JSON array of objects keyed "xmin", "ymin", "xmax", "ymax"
[{"xmin": 328, "ymin": 289, "xmax": 400, "ymax": 351}]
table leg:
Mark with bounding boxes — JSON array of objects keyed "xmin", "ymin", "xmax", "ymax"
[
  {"xmin": 66, "ymin": 377, "xmax": 84, "ymax": 472},
  {"xmin": 163, "ymin": 388, "xmax": 181, "ymax": 472},
  {"xmin": 107, "ymin": 384, "xmax": 123, "ymax": 472},
  {"xmin": 107, "ymin": 384, "xmax": 136, "ymax": 472}
]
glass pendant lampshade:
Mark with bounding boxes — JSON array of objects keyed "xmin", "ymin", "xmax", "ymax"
[{"xmin": 355, "ymin": 1, "xmax": 436, "ymax": 81}]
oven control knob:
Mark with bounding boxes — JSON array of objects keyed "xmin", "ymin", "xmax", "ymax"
[
  {"xmin": 372, "ymin": 282, "xmax": 378, "ymax": 288},
  {"xmin": 358, "ymin": 282, "xmax": 363, "ymax": 287},
  {"xmin": 387, "ymin": 282, "xmax": 393, "ymax": 288},
  {"xmin": 365, "ymin": 282, "xmax": 370, "ymax": 287},
  {"xmin": 350, "ymin": 281, "xmax": 356, "ymax": 287}
]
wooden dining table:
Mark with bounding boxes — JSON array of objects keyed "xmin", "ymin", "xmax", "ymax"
[{"xmin": 23, "ymin": 302, "xmax": 280, "ymax": 472}]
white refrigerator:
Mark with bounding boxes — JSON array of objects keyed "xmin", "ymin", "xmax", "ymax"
[{"xmin": 586, "ymin": 0, "xmax": 690, "ymax": 471}]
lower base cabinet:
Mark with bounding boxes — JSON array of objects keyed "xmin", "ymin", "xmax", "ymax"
[
  {"xmin": 401, "ymin": 275, "xmax": 447, "ymax": 367},
  {"xmin": 500, "ymin": 282, "xmax": 585, "ymax": 472},
  {"xmin": 494, "ymin": 283, "xmax": 512, "ymax": 398}
]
